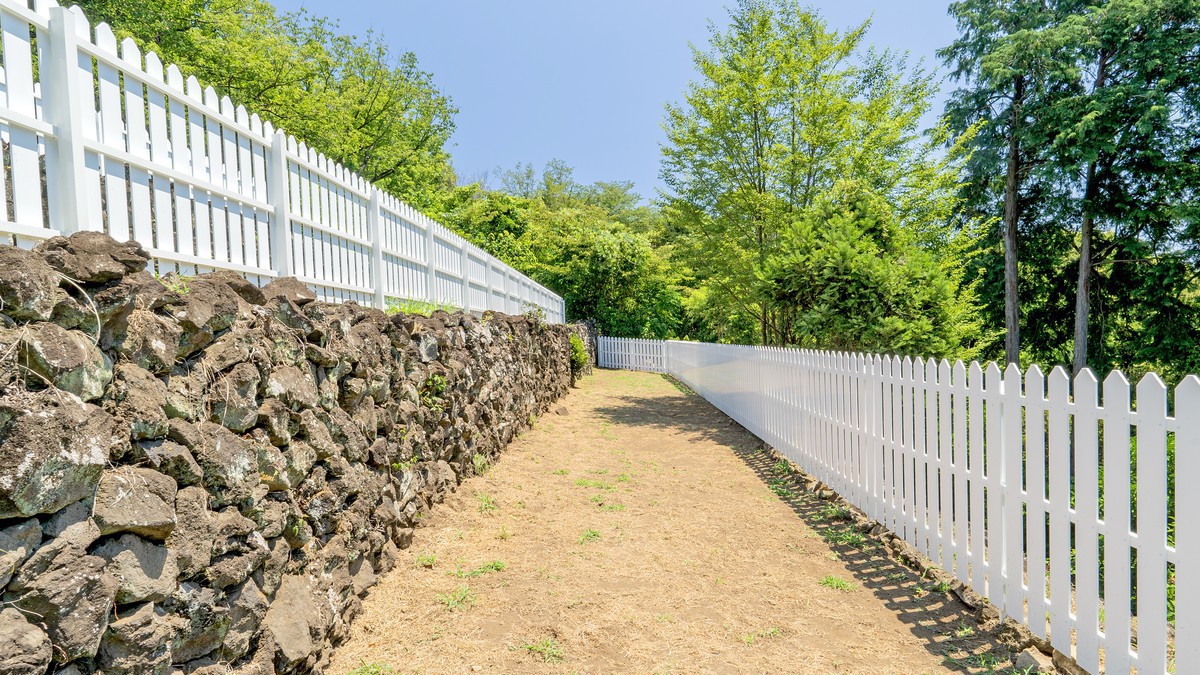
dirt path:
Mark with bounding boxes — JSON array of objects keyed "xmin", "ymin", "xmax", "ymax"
[{"xmin": 330, "ymin": 370, "xmax": 1016, "ymax": 674}]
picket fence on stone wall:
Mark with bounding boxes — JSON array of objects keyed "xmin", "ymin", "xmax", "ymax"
[
  {"xmin": 598, "ymin": 336, "xmax": 1197, "ymax": 675},
  {"xmin": 0, "ymin": 0, "xmax": 564, "ymax": 321}
]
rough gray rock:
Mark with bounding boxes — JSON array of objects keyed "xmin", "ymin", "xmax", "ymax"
[
  {"xmin": 97, "ymin": 602, "xmax": 173, "ymax": 675},
  {"xmin": 221, "ymin": 579, "xmax": 268, "ymax": 662},
  {"xmin": 262, "ymin": 277, "xmax": 317, "ymax": 306},
  {"xmin": 209, "ymin": 361, "xmax": 261, "ymax": 432},
  {"xmin": 163, "ymin": 278, "xmax": 242, "ymax": 357},
  {"xmin": 263, "ymin": 575, "xmax": 321, "ymax": 666},
  {"xmin": 173, "ymin": 422, "xmax": 258, "ymax": 507},
  {"xmin": 165, "ymin": 487, "xmax": 214, "ymax": 580},
  {"xmin": 115, "ymin": 309, "xmax": 182, "ymax": 374},
  {"xmin": 3, "ymin": 540, "xmax": 118, "ymax": 663},
  {"xmin": 0, "ymin": 389, "xmax": 121, "ymax": 518},
  {"xmin": 0, "ymin": 519, "xmax": 40, "ymax": 589},
  {"xmin": 93, "ymin": 468, "xmax": 178, "ymax": 540},
  {"xmin": 34, "ymin": 231, "xmax": 149, "ymax": 283},
  {"xmin": 134, "ymin": 439, "xmax": 204, "ymax": 487},
  {"xmin": 0, "ymin": 607, "xmax": 52, "ymax": 675},
  {"xmin": 17, "ymin": 321, "xmax": 113, "ymax": 400},
  {"xmin": 263, "ymin": 365, "xmax": 319, "ymax": 412},
  {"xmin": 169, "ymin": 583, "xmax": 230, "ymax": 663},
  {"xmin": 106, "ymin": 362, "xmax": 170, "ymax": 441},
  {"xmin": 0, "ymin": 246, "xmax": 67, "ymax": 322},
  {"xmin": 93, "ymin": 534, "xmax": 180, "ymax": 603},
  {"xmin": 1016, "ymin": 647, "xmax": 1054, "ymax": 674}
]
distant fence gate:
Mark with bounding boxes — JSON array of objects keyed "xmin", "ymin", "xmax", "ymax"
[
  {"xmin": 598, "ymin": 336, "xmax": 1197, "ymax": 675},
  {"xmin": 0, "ymin": 0, "xmax": 564, "ymax": 322}
]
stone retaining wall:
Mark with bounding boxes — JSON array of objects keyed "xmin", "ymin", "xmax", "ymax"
[{"xmin": 0, "ymin": 232, "xmax": 578, "ymax": 674}]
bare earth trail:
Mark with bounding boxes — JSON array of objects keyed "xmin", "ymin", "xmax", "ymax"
[{"xmin": 330, "ymin": 370, "xmax": 1014, "ymax": 674}]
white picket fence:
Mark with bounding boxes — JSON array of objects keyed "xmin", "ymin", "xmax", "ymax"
[
  {"xmin": 596, "ymin": 336, "xmax": 667, "ymax": 372},
  {"xmin": 599, "ymin": 336, "xmax": 1197, "ymax": 675},
  {"xmin": 0, "ymin": 0, "xmax": 564, "ymax": 322}
]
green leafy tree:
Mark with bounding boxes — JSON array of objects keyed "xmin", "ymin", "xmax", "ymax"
[
  {"xmin": 661, "ymin": 0, "xmax": 979, "ymax": 350},
  {"xmin": 761, "ymin": 183, "xmax": 986, "ymax": 358}
]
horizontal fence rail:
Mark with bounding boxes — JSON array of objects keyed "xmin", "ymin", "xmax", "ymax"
[
  {"xmin": 598, "ymin": 337, "xmax": 1196, "ymax": 675},
  {"xmin": 0, "ymin": 0, "xmax": 564, "ymax": 322}
]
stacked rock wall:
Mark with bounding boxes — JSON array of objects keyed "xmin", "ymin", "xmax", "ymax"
[{"xmin": 0, "ymin": 232, "xmax": 577, "ymax": 674}]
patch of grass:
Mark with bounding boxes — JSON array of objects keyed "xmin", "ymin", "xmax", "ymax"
[
  {"xmin": 586, "ymin": 468, "xmax": 609, "ymax": 475},
  {"xmin": 600, "ymin": 503, "xmax": 626, "ymax": 512},
  {"xmin": 767, "ymin": 478, "xmax": 795, "ymax": 499},
  {"xmin": 574, "ymin": 478, "xmax": 614, "ymax": 491},
  {"xmin": 496, "ymin": 526, "xmax": 511, "ymax": 540},
  {"xmin": 940, "ymin": 649, "xmax": 1013, "ymax": 673},
  {"xmin": 346, "ymin": 662, "xmax": 394, "ymax": 675},
  {"xmin": 656, "ymin": 613, "xmax": 675, "ymax": 623},
  {"xmin": 520, "ymin": 637, "xmax": 564, "ymax": 663},
  {"xmin": 552, "ymin": 469, "xmax": 569, "ymax": 475},
  {"xmin": 616, "ymin": 472, "xmax": 631, "ymax": 483},
  {"xmin": 578, "ymin": 529, "xmax": 601, "ymax": 544},
  {"xmin": 819, "ymin": 575, "xmax": 855, "ymax": 592},
  {"xmin": 913, "ymin": 586, "xmax": 929, "ymax": 598},
  {"xmin": 740, "ymin": 627, "xmax": 781, "ymax": 644},
  {"xmin": 386, "ymin": 298, "xmax": 459, "ymax": 316},
  {"xmin": 435, "ymin": 585, "xmax": 475, "ymax": 610},
  {"xmin": 821, "ymin": 527, "xmax": 865, "ymax": 548},
  {"xmin": 472, "ymin": 453, "xmax": 489, "ymax": 475},
  {"xmin": 772, "ymin": 460, "xmax": 791, "ymax": 476},
  {"xmin": 930, "ymin": 580, "xmax": 952, "ymax": 594},
  {"xmin": 450, "ymin": 560, "xmax": 507, "ymax": 578},
  {"xmin": 477, "ymin": 493, "xmax": 497, "ymax": 514},
  {"xmin": 953, "ymin": 621, "xmax": 975, "ymax": 638},
  {"xmin": 816, "ymin": 505, "xmax": 852, "ymax": 522},
  {"xmin": 589, "ymin": 494, "xmax": 605, "ymax": 504},
  {"xmin": 414, "ymin": 552, "xmax": 437, "ymax": 569}
]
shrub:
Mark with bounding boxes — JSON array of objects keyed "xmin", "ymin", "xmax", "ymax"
[{"xmin": 569, "ymin": 334, "xmax": 589, "ymax": 376}]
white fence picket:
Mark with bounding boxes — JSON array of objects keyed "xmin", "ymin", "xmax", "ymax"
[{"xmin": 597, "ymin": 338, "xmax": 1189, "ymax": 675}]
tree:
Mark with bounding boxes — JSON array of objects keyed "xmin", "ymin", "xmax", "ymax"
[
  {"xmin": 942, "ymin": 0, "xmax": 1200, "ymax": 378},
  {"xmin": 446, "ymin": 162, "xmax": 682, "ymax": 336},
  {"xmin": 661, "ymin": 0, "xmax": 978, "ymax": 349},
  {"xmin": 940, "ymin": 0, "xmax": 1072, "ymax": 366},
  {"xmin": 760, "ymin": 183, "xmax": 986, "ymax": 358}
]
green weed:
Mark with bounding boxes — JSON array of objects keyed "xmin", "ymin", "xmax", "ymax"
[
  {"xmin": 477, "ymin": 493, "xmax": 497, "ymax": 514},
  {"xmin": 819, "ymin": 575, "xmax": 854, "ymax": 592},
  {"xmin": 520, "ymin": 637, "xmax": 564, "ymax": 663},
  {"xmin": 435, "ymin": 585, "xmax": 475, "ymax": 610},
  {"xmin": 578, "ymin": 529, "xmax": 601, "ymax": 544}
]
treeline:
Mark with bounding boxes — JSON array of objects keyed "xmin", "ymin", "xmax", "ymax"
[{"xmin": 88, "ymin": 0, "xmax": 1200, "ymax": 380}]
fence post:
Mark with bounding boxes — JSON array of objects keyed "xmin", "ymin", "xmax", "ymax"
[
  {"xmin": 266, "ymin": 132, "xmax": 292, "ymax": 276},
  {"xmin": 423, "ymin": 216, "xmax": 437, "ymax": 304},
  {"xmin": 368, "ymin": 189, "xmax": 385, "ymax": 310},
  {"xmin": 460, "ymin": 245, "xmax": 471, "ymax": 313},
  {"xmin": 43, "ymin": 7, "xmax": 89, "ymax": 234}
]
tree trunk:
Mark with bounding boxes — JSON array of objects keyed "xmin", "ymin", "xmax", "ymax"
[
  {"xmin": 1003, "ymin": 76, "xmax": 1025, "ymax": 367},
  {"xmin": 1072, "ymin": 53, "xmax": 1108, "ymax": 376},
  {"xmin": 1073, "ymin": 162, "xmax": 1098, "ymax": 376}
]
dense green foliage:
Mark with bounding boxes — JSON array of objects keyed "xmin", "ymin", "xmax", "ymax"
[
  {"xmin": 89, "ymin": 0, "xmax": 1200, "ymax": 379},
  {"xmin": 658, "ymin": 0, "xmax": 987, "ymax": 356}
]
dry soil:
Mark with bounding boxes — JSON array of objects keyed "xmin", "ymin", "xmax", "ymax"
[{"xmin": 329, "ymin": 369, "xmax": 1017, "ymax": 674}]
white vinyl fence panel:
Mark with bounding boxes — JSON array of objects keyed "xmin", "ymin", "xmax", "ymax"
[
  {"xmin": 597, "ymin": 336, "xmax": 667, "ymax": 373},
  {"xmin": 0, "ymin": 0, "xmax": 563, "ymax": 321},
  {"xmin": 598, "ymin": 338, "xmax": 1196, "ymax": 675}
]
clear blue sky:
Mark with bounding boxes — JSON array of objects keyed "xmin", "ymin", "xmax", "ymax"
[{"xmin": 268, "ymin": 0, "xmax": 959, "ymax": 202}]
